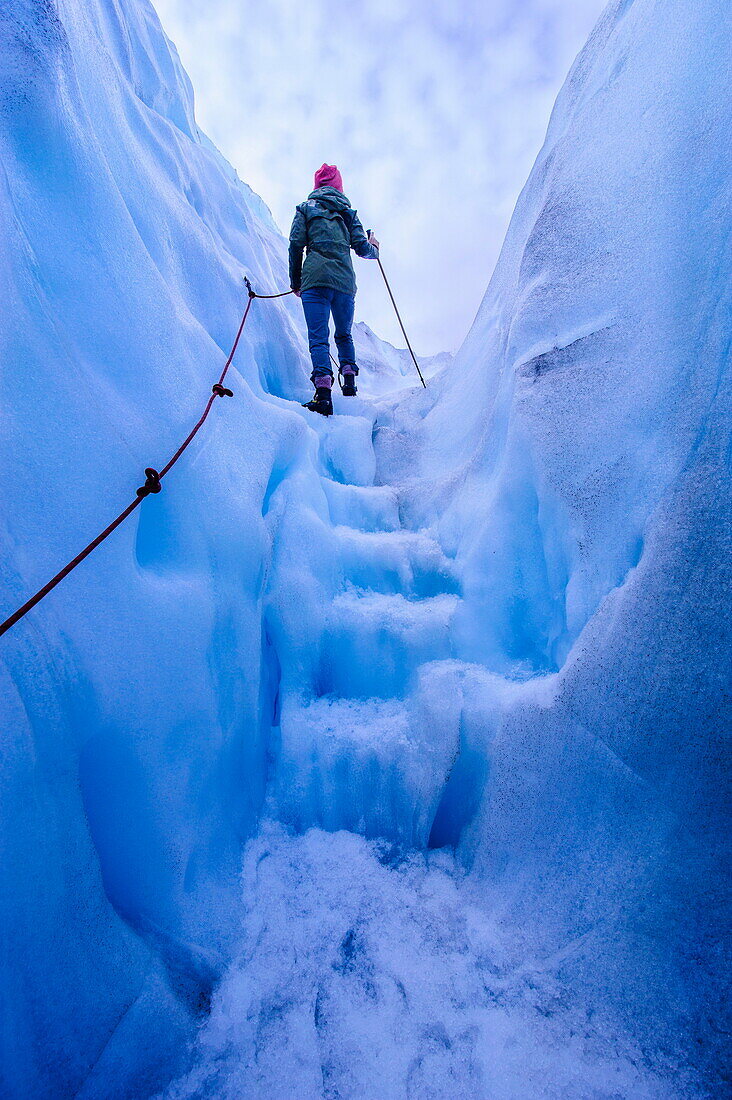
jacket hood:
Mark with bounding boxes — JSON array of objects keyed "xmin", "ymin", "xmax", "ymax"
[{"xmin": 308, "ymin": 186, "xmax": 353, "ymax": 212}]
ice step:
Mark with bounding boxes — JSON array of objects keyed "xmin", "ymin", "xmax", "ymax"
[
  {"xmin": 270, "ymin": 665, "xmax": 462, "ymax": 845},
  {"xmin": 316, "ymin": 591, "xmax": 460, "ymax": 699},
  {"xmin": 321, "ymin": 479, "xmax": 401, "ymax": 533},
  {"xmin": 334, "ymin": 526, "xmax": 460, "ymax": 598},
  {"xmin": 319, "ymin": 414, "xmax": 377, "ymax": 486}
]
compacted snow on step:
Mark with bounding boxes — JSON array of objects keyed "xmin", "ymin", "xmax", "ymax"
[
  {"xmin": 270, "ymin": 662, "xmax": 462, "ymax": 847},
  {"xmin": 165, "ymin": 826, "xmax": 669, "ymax": 1100}
]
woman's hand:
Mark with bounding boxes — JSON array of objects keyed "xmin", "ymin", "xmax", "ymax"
[{"xmin": 368, "ymin": 230, "xmax": 380, "ymax": 250}]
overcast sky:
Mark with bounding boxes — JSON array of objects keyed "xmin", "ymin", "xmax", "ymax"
[{"xmin": 154, "ymin": 0, "xmax": 604, "ymax": 354}]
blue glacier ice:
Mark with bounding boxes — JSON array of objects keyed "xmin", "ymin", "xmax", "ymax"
[{"xmin": 0, "ymin": 0, "xmax": 729, "ymax": 1097}]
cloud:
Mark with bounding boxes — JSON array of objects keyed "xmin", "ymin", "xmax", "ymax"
[{"xmin": 153, "ymin": 0, "xmax": 605, "ymax": 353}]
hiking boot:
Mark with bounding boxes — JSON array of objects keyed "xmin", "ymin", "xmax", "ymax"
[
  {"xmin": 303, "ymin": 386, "xmax": 333, "ymax": 417},
  {"xmin": 341, "ymin": 370, "xmax": 357, "ymax": 396}
]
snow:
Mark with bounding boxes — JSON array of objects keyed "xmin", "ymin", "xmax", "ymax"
[
  {"xmin": 164, "ymin": 825, "xmax": 671, "ymax": 1100},
  {"xmin": 351, "ymin": 321, "xmax": 451, "ymax": 395},
  {"xmin": 0, "ymin": 0, "xmax": 729, "ymax": 1097}
]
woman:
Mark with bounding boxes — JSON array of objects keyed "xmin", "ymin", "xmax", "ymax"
[{"xmin": 289, "ymin": 163, "xmax": 380, "ymax": 416}]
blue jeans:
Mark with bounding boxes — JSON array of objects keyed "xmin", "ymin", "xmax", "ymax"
[{"xmin": 301, "ymin": 287, "xmax": 358, "ymax": 382}]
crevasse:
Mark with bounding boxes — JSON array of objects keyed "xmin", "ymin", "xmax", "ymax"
[{"xmin": 0, "ymin": 0, "xmax": 729, "ymax": 1097}]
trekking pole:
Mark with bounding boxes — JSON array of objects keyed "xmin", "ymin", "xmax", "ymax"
[{"xmin": 369, "ymin": 231, "xmax": 426, "ymax": 388}]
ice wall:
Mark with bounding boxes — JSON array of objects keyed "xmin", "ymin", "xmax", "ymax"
[
  {"xmin": 0, "ymin": 0, "xmax": 326, "ymax": 1093},
  {"xmin": 374, "ymin": 0, "xmax": 731, "ymax": 1086}
]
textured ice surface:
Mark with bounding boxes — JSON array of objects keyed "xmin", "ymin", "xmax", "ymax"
[
  {"xmin": 1, "ymin": 0, "xmax": 729, "ymax": 1096},
  {"xmin": 368, "ymin": 0, "xmax": 732, "ymax": 1089},
  {"xmin": 165, "ymin": 826, "xmax": 672, "ymax": 1100}
]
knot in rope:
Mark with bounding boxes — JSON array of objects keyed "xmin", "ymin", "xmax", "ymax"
[
  {"xmin": 244, "ymin": 274, "xmax": 294, "ymax": 300},
  {"xmin": 212, "ymin": 383, "xmax": 233, "ymax": 398},
  {"xmin": 136, "ymin": 467, "xmax": 162, "ymax": 498}
]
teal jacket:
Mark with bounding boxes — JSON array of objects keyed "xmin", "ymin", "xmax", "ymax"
[{"xmin": 288, "ymin": 186, "xmax": 378, "ymax": 296}]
